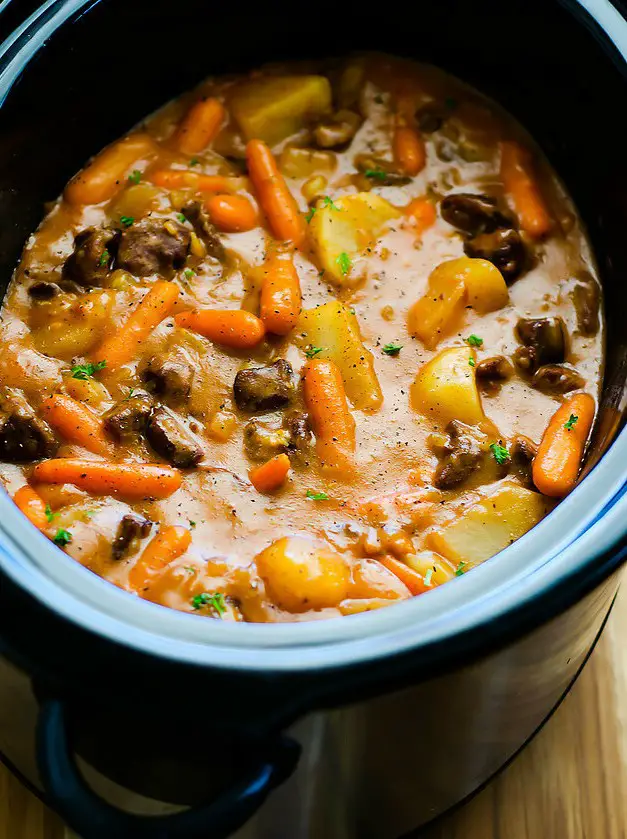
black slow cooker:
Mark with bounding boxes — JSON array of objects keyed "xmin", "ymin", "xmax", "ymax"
[{"xmin": 0, "ymin": 1, "xmax": 625, "ymax": 837}]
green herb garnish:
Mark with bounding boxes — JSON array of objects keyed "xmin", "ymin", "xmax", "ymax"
[
  {"xmin": 364, "ymin": 169, "xmax": 388, "ymax": 181},
  {"xmin": 305, "ymin": 207, "xmax": 316, "ymax": 223},
  {"xmin": 423, "ymin": 568, "xmax": 434, "ymax": 587},
  {"xmin": 45, "ymin": 504, "xmax": 57, "ymax": 524},
  {"xmin": 119, "ymin": 215, "xmax": 134, "ymax": 228},
  {"xmin": 189, "ymin": 157, "xmax": 199, "ymax": 166},
  {"xmin": 189, "ymin": 520, "xmax": 196, "ymax": 528},
  {"xmin": 98, "ymin": 249, "xmax": 110, "ymax": 268},
  {"xmin": 564, "ymin": 414, "xmax": 579, "ymax": 431},
  {"xmin": 128, "ymin": 169, "xmax": 141, "ymax": 184},
  {"xmin": 183, "ymin": 267, "xmax": 196, "ymax": 280},
  {"xmin": 455, "ymin": 561, "xmax": 467, "ymax": 577},
  {"xmin": 192, "ymin": 592, "xmax": 226, "ymax": 616},
  {"xmin": 71, "ymin": 360, "xmax": 106, "ymax": 380},
  {"xmin": 468, "ymin": 357, "xmax": 476, "ymax": 367},
  {"xmin": 323, "ymin": 196, "xmax": 340, "ymax": 211},
  {"xmin": 336, "ymin": 251, "xmax": 352, "ymax": 276},
  {"xmin": 176, "ymin": 212, "xmax": 187, "ymax": 224},
  {"xmin": 305, "ymin": 346, "xmax": 324, "ymax": 359},
  {"xmin": 53, "ymin": 529, "xmax": 72, "ymax": 547},
  {"xmin": 490, "ymin": 442, "xmax": 510, "ymax": 465},
  {"xmin": 466, "ymin": 334, "xmax": 483, "ymax": 347},
  {"xmin": 306, "ymin": 490, "xmax": 329, "ymax": 501}
]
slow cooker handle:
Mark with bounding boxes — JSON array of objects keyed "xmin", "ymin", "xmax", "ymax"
[{"xmin": 36, "ymin": 697, "xmax": 301, "ymax": 839}]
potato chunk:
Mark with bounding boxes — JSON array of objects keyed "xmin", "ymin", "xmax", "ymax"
[
  {"xmin": 310, "ymin": 192, "xmax": 401, "ymax": 285},
  {"xmin": 428, "ymin": 482, "xmax": 552, "ymax": 565},
  {"xmin": 411, "ymin": 346, "xmax": 484, "ymax": 426},
  {"xmin": 31, "ymin": 290, "xmax": 113, "ymax": 360},
  {"xmin": 230, "ymin": 76, "xmax": 332, "ymax": 147}
]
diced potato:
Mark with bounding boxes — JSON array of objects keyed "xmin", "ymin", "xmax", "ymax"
[
  {"xmin": 461, "ymin": 257, "xmax": 509, "ymax": 314},
  {"xmin": 298, "ymin": 301, "xmax": 382, "ymax": 410},
  {"xmin": 427, "ymin": 482, "xmax": 552, "ymax": 565},
  {"xmin": 64, "ymin": 376, "xmax": 110, "ymax": 407},
  {"xmin": 406, "ymin": 550, "xmax": 455, "ymax": 586},
  {"xmin": 207, "ymin": 409, "xmax": 237, "ymax": 442},
  {"xmin": 411, "ymin": 346, "xmax": 484, "ymax": 426},
  {"xmin": 280, "ymin": 146, "xmax": 336, "ymax": 179},
  {"xmin": 310, "ymin": 192, "xmax": 401, "ymax": 285},
  {"xmin": 230, "ymin": 76, "xmax": 332, "ymax": 147},
  {"xmin": 109, "ymin": 183, "xmax": 161, "ymax": 222},
  {"xmin": 31, "ymin": 290, "xmax": 114, "ymax": 360}
]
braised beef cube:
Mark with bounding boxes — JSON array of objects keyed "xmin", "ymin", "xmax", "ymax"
[
  {"xmin": 516, "ymin": 316, "xmax": 567, "ymax": 369},
  {"xmin": 145, "ymin": 406, "xmax": 203, "ymax": 468},
  {"xmin": 28, "ymin": 281, "xmax": 61, "ymax": 301},
  {"xmin": 103, "ymin": 394, "xmax": 153, "ymax": 439},
  {"xmin": 475, "ymin": 355, "xmax": 513, "ymax": 381},
  {"xmin": 532, "ymin": 364, "xmax": 585, "ymax": 395},
  {"xmin": 112, "ymin": 514, "xmax": 152, "ymax": 560},
  {"xmin": 0, "ymin": 388, "xmax": 56, "ymax": 462},
  {"xmin": 117, "ymin": 219, "xmax": 190, "ymax": 277},
  {"xmin": 243, "ymin": 416, "xmax": 290, "ymax": 462},
  {"xmin": 416, "ymin": 104, "xmax": 447, "ymax": 134},
  {"xmin": 143, "ymin": 350, "xmax": 194, "ymax": 405},
  {"xmin": 440, "ymin": 193, "xmax": 513, "ymax": 235},
  {"xmin": 63, "ymin": 227, "xmax": 120, "ymax": 287},
  {"xmin": 233, "ymin": 360, "xmax": 295, "ymax": 412},
  {"xmin": 314, "ymin": 110, "xmax": 361, "ymax": 148},
  {"xmin": 464, "ymin": 228, "xmax": 527, "ymax": 282},
  {"xmin": 182, "ymin": 201, "xmax": 225, "ymax": 260},
  {"xmin": 284, "ymin": 411, "xmax": 313, "ymax": 462},
  {"xmin": 433, "ymin": 420, "xmax": 487, "ymax": 490},
  {"xmin": 510, "ymin": 435, "xmax": 538, "ymax": 488},
  {"xmin": 571, "ymin": 273, "xmax": 600, "ymax": 336}
]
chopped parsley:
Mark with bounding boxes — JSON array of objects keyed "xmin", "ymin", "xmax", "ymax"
[
  {"xmin": 119, "ymin": 215, "xmax": 134, "ymax": 228},
  {"xmin": 176, "ymin": 212, "xmax": 187, "ymax": 224},
  {"xmin": 466, "ymin": 334, "xmax": 483, "ymax": 347},
  {"xmin": 305, "ymin": 207, "xmax": 316, "ymax": 223},
  {"xmin": 305, "ymin": 346, "xmax": 324, "ymax": 359},
  {"xmin": 183, "ymin": 267, "xmax": 196, "ymax": 280},
  {"xmin": 336, "ymin": 251, "xmax": 352, "ymax": 276},
  {"xmin": 71, "ymin": 360, "xmax": 106, "ymax": 380},
  {"xmin": 189, "ymin": 520, "xmax": 197, "ymax": 529},
  {"xmin": 125, "ymin": 386, "xmax": 136, "ymax": 400},
  {"xmin": 490, "ymin": 442, "xmax": 510, "ymax": 464},
  {"xmin": 98, "ymin": 249, "xmax": 110, "ymax": 268},
  {"xmin": 468, "ymin": 356, "xmax": 476, "ymax": 367},
  {"xmin": 189, "ymin": 157, "xmax": 200, "ymax": 166},
  {"xmin": 44, "ymin": 504, "xmax": 57, "ymax": 523},
  {"xmin": 306, "ymin": 490, "xmax": 329, "ymax": 501},
  {"xmin": 364, "ymin": 168, "xmax": 388, "ymax": 181},
  {"xmin": 455, "ymin": 561, "xmax": 467, "ymax": 577},
  {"xmin": 128, "ymin": 169, "xmax": 141, "ymax": 184},
  {"xmin": 191, "ymin": 592, "xmax": 226, "ymax": 616},
  {"xmin": 382, "ymin": 341, "xmax": 403, "ymax": 356},
  {"xmin": 423, "ymin": 568, "xmax": 434, "ymax": 587},
  {"xmin": 323, "ymin": 196, "xmax": 340, "ymax": 211},
  {"xmin": 564, "ymin": 414, "xmax": 579, "ymax": 431},
  {"xmin": 53, "ymin": 529, "xmax": 72, "ymax": 547}
]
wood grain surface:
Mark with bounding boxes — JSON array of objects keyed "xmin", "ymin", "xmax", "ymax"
[{"xmin": 1, "ymin": 585, "xmax": 625, "ymax": 839}]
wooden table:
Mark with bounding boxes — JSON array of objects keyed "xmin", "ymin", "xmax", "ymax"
[{"xmin": 2, "ymin": 585, "xmax": 626, "ymax": 839}]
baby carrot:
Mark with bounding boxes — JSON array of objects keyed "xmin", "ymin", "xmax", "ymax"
[
  {"xmin": 205, "ymin": 194, "xmax": 258, "ymax": 232},
  {"xmin": 249, "ymin": 453, "xmax": 291, "ymax": 493},
  {"xmin": 393, "ymin": 125, "xmax": 426, "ymax": 176},
  {"xmin": 500, "ymin": 141, "xmax": 552, "ymax": 239},
  {"xmin": 13, "ymin": 485, "xmax": 48, "ymax": 531},
  {"xmin": 33, "ymin": 459, "xmax": 182, "ymax": 499},
  {"xmin": 43, "ymin": 394, "xmax": 111, "ymax": 457},
  {"xmin": 175, "ymin": 308, "xmax": 266, "ymax": 348},
  {"xmin": 93, "ymin": 281, "xmax": 179, "ymax": 369},
  {"xmin": 404, "ymin": 197, "xmax": 436, "ymax": 235},
  {"xmin": 128, "ymin": 525, "xmax": 191, "ymax": 591},
  {"xmin": 246, "ymin": 139, "xmax": 306, "ymax": 248},
  {"xmin": 303, "ymin": 358, "xmax": 355, "ymax": 473},
  {"xmin": 378, "ymin": 555, "xmax": 429, "ymax": 596},
  {"xmin": 173, "ymin": 97, "xmax": 226, "ymax": 154},
  {"xmin": 65, "ymin": 134, "xmax": 157, "ymax": 205},
  {"xmin": 532, "ymin": 392, "xmax": 596, "ymax": 497},
  {"xmin": 259, "ymin": 251, "xmax": 302, "ymax": 336},
  {"xmin": 150, "ymin": 169, "xmax": 238, "ymax": 193}
]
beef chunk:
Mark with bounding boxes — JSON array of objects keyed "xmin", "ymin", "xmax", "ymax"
[
  {"xmin": 145, "ymin": 406, "xmax": 203, "ymax": 468},
  {"xmin": 432, "ymin": 420, "xmax": 486, "ymax": 490},
  {"xmin": 63, "ymin": 227, "xmax": 119, "ymax": 287},
  {"xmin": 354, "ymin": 155, "xmax": 411, "ymax": 186},
  {"xmin": 284, "ymin": 411, "xmax": 313, "ymax": 462},
  {"xmin": 314, "ymin": 110, "xmax": 361, "ymax": 148},
  {"xmin": 532, "ymin": 364, "xmax": 585, "ymax": 395},
  {"xmin": 143, "ymin": 349, "xmax": 195, "ymax": 405},
  {"xmin": 440, "ymin": 193, "xmax": 513, "ymax": 236},
  {"xmin": 510, "ymin": 435, "xmax": 538, "ymax": 487},
  {"xmin": 117, "ymin": 219, "xmax": 190, "ymax": 277},
  {"xmin": 515, "ymin": 317, "xmax": 567, "ymax": 372},
  {"xmin": 182, "ymin": 201, "xmax": 225, "ymax": 260},
  {"xmin": 416, "ymin": 104, "xmax": 448, "ymax": 134},
  {"xmin": 103, "ymin": 394, "xmax": 153, "ymax": 439},
  {"xmin": 475, "ymin": 355, "xmax": 513, "ymax": 381},
  {"xmin": 0, "ymin": 388, "xmax": 56, "ymax": 462},
  {"xmin": 244, "ymin": 416, "xmax": 291, "ymax": 462},
  {"xmin": 233, "ymin": 360, "xmax": 295, "ymax": 412},
  {"xmin": 465, "ymin": 228, "xmax": 527, "ymax": 282},
  {"xmin": 112, "ymin": 514, "xmax": 152, "ymax": 560},
  {"xmin": 571, "ymin": 273, "xmax": 600, "ymax": 336}
]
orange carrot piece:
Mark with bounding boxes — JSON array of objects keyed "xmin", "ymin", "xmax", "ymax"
[
  {"xmin": 33, "ymin": 459, "xmax": 182, "ymax": 499},
  {"xmin": 65, "ymin": 134, "xmax": 156, "ymax": 205},
  {"xmin": 532, "ymin": 393, "xmax": 595, "ymax": 498},
  {"xmin": 150, "ymin": 169, "xmax": 238, "ymax": 193},
  {"xmin": 175, "ymin": 308, "xmax": 265, "ymax": 348},
  {"xmin": 93, "ymin": 281, "xmax": 179, "ymax": 369},
  {"xmin": 173, "ymin": 97, "xmax": 226, "ymax": 155},
  {"xmin": 249, "ymin": 453, "xmax": 291, "ymax": 493},
  {"xmin": 500, "ymin": 141, "xmax": 552, "ymax": 239},
  {"xmin": 43, "ymin": 394, "xmax": 111, "ymax": 457},
  {"xmin": 303, "ymin": 358, "xmax": 355, "ymax": 473},
  {"xmin": 128, "ymin": 525, "xmax": 191, "ymax": 591},
  {"xmin": 393, "ymin": 125, "xmax": 426, "ymax": 176},
  {"xmin": 259, "ymin": 251, "xmax": 302, "ymax": 336},
  {"xmin": 378, "ymin": 555, "xmax": 429, "ymax": 596},
  {"xmin": 13, "ymin": 485, "xmax": 48, "ymax": 531},
  {"xmin": 205, "ymin": 194, "xmax": 258, "ymax": 232},
  {"xmin": 246, "ymin": 139, "xmax": 306, "ymax": 247},
  {"xmin": 404, "ymin": 197, "xmax": 436, "ymax": 235}
]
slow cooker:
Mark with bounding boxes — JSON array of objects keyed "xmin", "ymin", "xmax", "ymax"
[{"xmin": 0, "ymin": 0, "xmax": 625, "ymax": 837}]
